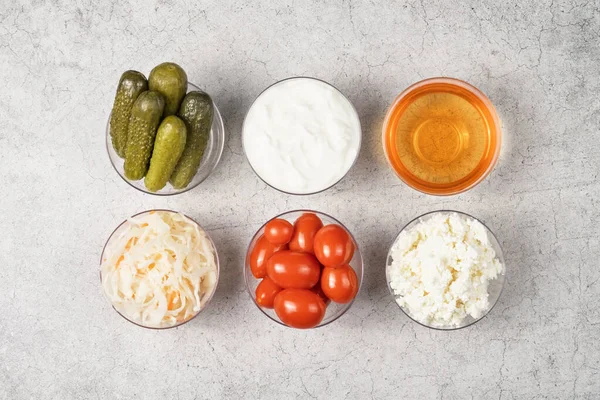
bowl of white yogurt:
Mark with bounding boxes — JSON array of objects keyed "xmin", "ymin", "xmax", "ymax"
[
  {"xmin": 242, "ymin": 77, "xmax": 362, "ymax": 195},
  {"xmin": 386, "ymin": 210, "xmax": 506, "ymax": 330}
]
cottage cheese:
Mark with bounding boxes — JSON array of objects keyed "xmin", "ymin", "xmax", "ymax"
[{"xmin": 387, "ymin": 212, "xmax": 504, "ymax": 327}]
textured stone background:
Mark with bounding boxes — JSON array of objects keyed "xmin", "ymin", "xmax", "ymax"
[{"xmin": 1, "ymin": 0, "xmax": 599, "ymax": 399}]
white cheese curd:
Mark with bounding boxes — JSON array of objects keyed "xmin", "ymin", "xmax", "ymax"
[
  {"xmin": 101, "ymin": 211, "xmax": 218, "ymax": 328},
  {"xmin": 387, "ymin": 212, "xmax": 504, "ymax": 328},
  {"xmin": 243, "ymin": 78, "xmax": 361, "ymax": 194}
]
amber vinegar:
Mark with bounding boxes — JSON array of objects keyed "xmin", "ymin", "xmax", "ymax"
[{"xmin": 383, "ymin": 78, "xmax": 501, "ymax": 195}]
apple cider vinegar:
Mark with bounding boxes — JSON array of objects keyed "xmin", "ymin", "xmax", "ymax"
[{"xmin": 383, "ymin": 78, "xmax": 501, "ymax": 195}]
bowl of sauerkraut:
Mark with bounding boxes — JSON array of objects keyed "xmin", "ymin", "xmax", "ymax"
[{"xmin": 100, "ymin": 210, "xmax": 219, "ymax": 329}]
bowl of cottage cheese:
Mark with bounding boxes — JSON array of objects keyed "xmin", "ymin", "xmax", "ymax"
[{"xmin": 386, "ymin": 210, "xmax": 505, "ymax": 330}]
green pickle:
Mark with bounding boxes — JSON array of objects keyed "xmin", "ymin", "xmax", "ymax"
[
  {"xmin": 145, "ymin": 116, "xmax": 187, "ymax": 192},
  {"xmin": 148, "ymin": 62, "xmax": 187, "ymax": 116},
  {"xmin": 123, "ymin": 91, "xmax": 165, "ymax": 180},
  {"xmin": 109, "ymin": 70, "xmax": 148, "ymax": 158},
  {"xmin": 169, "ymin": 91, "xmax": 214, "ymax": 189}
]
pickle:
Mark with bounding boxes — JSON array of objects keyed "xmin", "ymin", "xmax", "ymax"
[
  {"xmin": 145, "ymin": 116, "xmax": 187, "ymax": 192},
  {"xmin": 169, "ymin": 91, "xmax": 214, "ymax": 189},
  {"xmin": 109, "ymin": 70, "xmax": 148, "ymax": 157},
  {"xmin": 148, "ymin": 62, "xmax": 187, "ymax": 116},
  {"xmin": 123, "ymin": 91, "xmax": 165, "ymax": 180}
]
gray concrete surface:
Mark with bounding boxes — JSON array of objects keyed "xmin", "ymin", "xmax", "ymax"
[{"xmin": 1, "ymin": 0, "xmax": 599, "ymax": 399}]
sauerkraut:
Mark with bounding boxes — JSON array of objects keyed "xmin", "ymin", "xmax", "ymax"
[{"xmin": 101, "ymin": 211, "xmax": 218, "ymax": 328}]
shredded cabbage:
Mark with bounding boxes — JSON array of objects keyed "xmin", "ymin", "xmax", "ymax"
[{"xmin": 101, "ymin": 211, "xmax": 218, "ymax": 328}]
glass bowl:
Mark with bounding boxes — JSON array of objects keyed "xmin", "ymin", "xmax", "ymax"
[
  {"xmin": 244, "ymin": 209, "xmax": 364, "ymax": 328},
  {"xmin": 242, "ymin": 77, "xmax": 362, "ymax": 195},
  {"xmin": 382, "ymin": 77, "xmax": 501, "ymax": 196},
  {"xmin": 99, "ymin": 209, "xmax": 220, "ymax": 329},
  {"xmin": 106, "ymin": 82, "xmax": 225, "ymax": 196},
  {"xmin": 385, "ymin": 210, "xmax": 506, "ymax": 330}
]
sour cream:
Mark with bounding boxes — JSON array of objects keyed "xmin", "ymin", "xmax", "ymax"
[{"xmin": 243, "ymin": 78, "xmax": 361, "ymax": 194}]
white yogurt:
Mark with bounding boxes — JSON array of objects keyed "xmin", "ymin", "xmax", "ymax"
[{"xmin": 243, "ymin": 78, "xmax": 361, "ymax": 194}]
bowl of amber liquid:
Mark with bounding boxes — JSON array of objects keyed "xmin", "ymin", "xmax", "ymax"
[{"xmin": 382, "ymin": 77, "xmax": 501, "ymax": 195}]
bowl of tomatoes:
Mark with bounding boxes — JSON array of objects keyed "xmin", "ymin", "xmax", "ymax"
[{"xmin": 244, "ymin": 210, "xmax": 363, "ymax": 329}]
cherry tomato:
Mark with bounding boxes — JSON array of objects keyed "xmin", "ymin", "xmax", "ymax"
[
  {"xmin": 264, "ymin": 218, "xmax": 294, "ymax": 245},
  {"xmin": 249, "ymin": 235, "xmax": 286, "ymax": 279},
  {"xmin": 266, "ymin": 250, "xmax": 321, "ymax": 289},
  {"xmin": 255, "ymin": 277, "xmax": 282, "ymax": 309},
  {"xmin": 289, "ymin": 213, "xmax": 323, "ymax": 254},
  {"xmin": 321, "ymin": 265, "xmax": 359, "ymax": 303},
  {"xmin": 313, "ymin": 224, "xmax": 355, "ymax": 267},
  {"xmin": 274, "ymin": 289, "xmax": 326, "ymax": 329},
  {"xmin": 311, "ymin": 282, "xmax": 331, "ymax": 305}
]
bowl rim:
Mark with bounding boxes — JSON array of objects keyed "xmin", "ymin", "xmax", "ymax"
[
  {"xmin": 106, "ymin": 82, "xmax": 225, "ymax": 196},
  {"xmin": 385, "ymin": 209, "xmax": 507, "ymax": 331},
  {"xmin": 243, "ymin": 209, "xmax": 364, "ymax": 329},
  {"xmin": 381, "ymin": 76, "xmax": 502, "ymax": 196},
  {"xmin": 241, "ymin": 76, "xmax": 363, "ymax": 196},
  {"xmin": 99, "ymin": 209, "xmax": 220, "ymax": 330}
]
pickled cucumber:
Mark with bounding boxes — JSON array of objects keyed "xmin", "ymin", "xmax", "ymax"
[
  {"xmin": 169, "ymin": 91, "xmax": 214, "ymax": 189},
  {"xmin": 109, "ymin": 70, "xmax": 148, "ymax": 158},
  {"xmin": 123, "ymin": 91, "xmax": 165, "ymax": 180},
  {"xmin": 148, "ymin": 62, "xmax": 187, "ymax": 116},
  {"xmin": 145, "ymin": 116, "xmax": 187, "ymax": 192}
]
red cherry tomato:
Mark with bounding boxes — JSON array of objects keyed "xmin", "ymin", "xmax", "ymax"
[
  {"xmin": 249, "ymin": 235, "xmax": 286, "ymax": 279},
  {"xmin": 266, "ymin": 250, "xmax": 321, "ymax": 289},
  {"xmin": 264, "ymin": 218, "xmax": 294, "ymax": 245},
  {"xmin": 289, "ymin": 213, "xmax": 323, "ymax": 254},
  {"xmin": 311, "ymin": 282, "xmax": 331, "ymax": 305},
  {"xmin": 313, "ymin": 224, "xmax": 355, "ymax": 267},
  {"xmin": 274, "ymin": 289, "xmax": 326, "ymax": 329},
  {"xmin": 321, "ymin": 265, "xmax": 359, "ymax": 303},
  {"xmin": 255, "ymin": 277, "xmax": 282, "ymax": 309}
]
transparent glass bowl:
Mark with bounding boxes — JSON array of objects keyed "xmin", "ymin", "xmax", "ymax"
[
  {"xmin": 242, "ymin": 77, "xmax": 362, "ymax": 195},
  {"xmin": 385, "ymin": 210, "xmax": 506, "ymax": 330},
  {"xmin": 106, "ymin": 82, "xmax": 225, "ymax": 196},
  {"xmin": 244, "ymin": 210, "xmax": 363, "ymax": 328},
  {"xmin": 382, "ymin": 77, "xmax": 501, "ymax": 196},
  {"xmin": 99, "ymin": 209, "xmax": 220, "ymax": 329}
]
